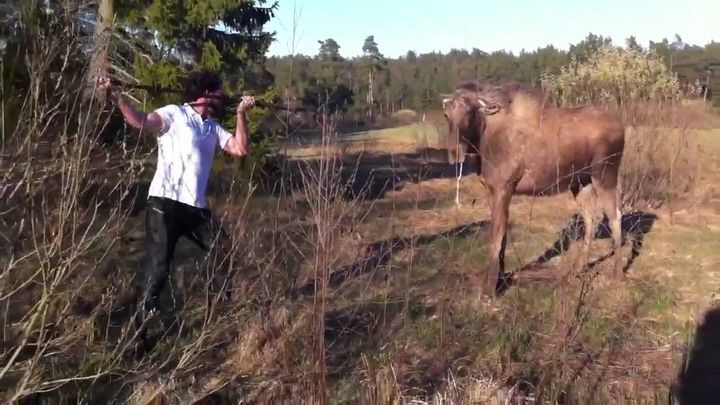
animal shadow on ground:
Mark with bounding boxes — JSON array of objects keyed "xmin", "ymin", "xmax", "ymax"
[
  {"xmin": 289, "ymin": 220, "xmax": 490, "ymax": 387},
  {"xmin": 511, "ymin": 211, "xmax": 658, "ymax": 281},
  {"xmin": 291, "ymin": 220, "xmax": 490, "ymax": 299},
  {"xmin": 266, "ymin": 148, "xmax": 476, "ymax": 201},
  {"xmin": 291, "ymin": 211, "xmax": 658, "ymax": 299},
  {"xmin": 674, "ymin": 306, "xmax": 720, "ymax": 404}
]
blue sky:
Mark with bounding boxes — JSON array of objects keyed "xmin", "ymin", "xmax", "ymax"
[{"xmin": 264, "ymin": 0, "xmax": 718, "ymax": 58}]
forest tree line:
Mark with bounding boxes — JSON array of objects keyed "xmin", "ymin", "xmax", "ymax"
[{"xmin": 267, "ymin": 33, "xmax": 720, "ymax": 126}]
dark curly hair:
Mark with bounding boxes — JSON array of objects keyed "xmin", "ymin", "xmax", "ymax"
[{"xmin": 183, "ymin": 70, "xmax": 223, "ymax": 102}]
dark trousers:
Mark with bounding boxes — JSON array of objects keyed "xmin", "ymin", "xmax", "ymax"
[{"xmin": 135, "ymin": 196, "xmax": 229, "ymax": 316}]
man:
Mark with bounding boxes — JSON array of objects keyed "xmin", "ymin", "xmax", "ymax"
[{"xmin": 98, "ymin": 71, "xmax": 255, "ymax": 321}]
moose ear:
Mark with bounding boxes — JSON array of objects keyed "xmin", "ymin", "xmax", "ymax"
[
  {"xmin": 442, "ymin": 98, "xmax": 452, "ymax": 109},
  {"xmin": 477, "ymin": 98, "xmax": 500, "ymax": 115}
]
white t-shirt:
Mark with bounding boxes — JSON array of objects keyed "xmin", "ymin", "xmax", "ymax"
[{"xmin": 147, "ymin": 104, "xmax": 233, "ymax": 209}]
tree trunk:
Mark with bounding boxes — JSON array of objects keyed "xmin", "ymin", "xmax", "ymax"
[
  {"xmin": 86, "ymin": 0, "xmax": 113, "ymax": 103},
  {"xmin": 367, "ymin": 69, "xmax": 374, "ymax": 120},
  {"xmin": 704, "ymin": 71, "xmax": 711, "ymax": 103},
  {"xmin": 82, "ymin": 0, "xmax": 114, "ymax": 137}
]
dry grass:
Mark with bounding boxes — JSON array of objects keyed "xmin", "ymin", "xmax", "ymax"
[{"xmin": 4, "ymin": 95, "xmax": 719, "ymax": 402}]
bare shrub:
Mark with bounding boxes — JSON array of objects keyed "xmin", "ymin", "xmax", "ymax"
[
  {"xmin": 286, "ymin": 109, "xmax": 376, "ymax": 402},
  {"xmin": 0, "ymin": 5, "xmax": 280, "ymax": 403},
  {"xmin": 617, "ymin": 104, "xmax": 699, "ymax": 210},
  {"xmin": 0, "ymin": 9, "xmax": 135, "ymax": 400}
]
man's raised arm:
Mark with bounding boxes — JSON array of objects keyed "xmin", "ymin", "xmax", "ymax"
[
  {"xmin": 221, "ymin": 96, "xmax": 255, "ymax": 157},
  {"xmin": 97, "ymin": 77, "xmax": 166, "ymax": 134}
]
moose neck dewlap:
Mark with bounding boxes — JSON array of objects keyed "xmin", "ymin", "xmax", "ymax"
[{"xmin": 461, "ymin": 107, "xmax": 484, "ymax": 155}]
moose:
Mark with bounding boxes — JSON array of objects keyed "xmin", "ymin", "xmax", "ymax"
[{"xmin": 441, "ymin": 81, "xmax": 626, "ymax": 296}]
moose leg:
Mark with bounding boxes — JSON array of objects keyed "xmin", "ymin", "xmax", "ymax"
[
  {"xmin": 591, "ymin": 152, "xmax": 624, "ymax": 280},
  {"xmin": 574, "ymin": 184, "xmax": 597, "ymax": 273},
  {"xmin": 597, "ymin": 187, "xmax": 623, "ymax": 280},
  {"xmin": 485, "ymin": 187, "xmax": 512, "ymax": 296}
]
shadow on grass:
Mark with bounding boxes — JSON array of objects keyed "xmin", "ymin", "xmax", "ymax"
[
  {"xmin": 510, "ymin": 211, "xmax": 658, "ymax": 280},
  {"xmin": 290, "ymin": 210, "xmax": 658, "ymax": 299},
  {"xmin": 322, "ymin": 296, "xmax": 440, "ymax": 376},
  {"xmin": 674, "ymin": 306, "xmax": 720, "ymax": 404},
  {"xmin": 84, "ymin": 148, "xmax": 477, "ymax": 217},
  {"xmin": 291, "ymin": 220, "xmax": 489, "ymax": 300},
  {"xmin": 264, "ymin": 148, "xmax": 477, "ymax": 201}
]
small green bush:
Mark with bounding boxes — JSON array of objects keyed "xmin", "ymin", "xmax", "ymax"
[{"xmin": 541, "ymin": 46, "xmax": 681, "ymax": 107}]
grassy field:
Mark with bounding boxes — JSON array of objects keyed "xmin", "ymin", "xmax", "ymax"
[
  {"xmin": 283, "ymin": 122, "xmax": 447, "ymax": 159},
  {"xmin": 5, "ymin": 112, "xmax": 720, "ymax": 403},
  {"xmin": 266, "ymin": 119, "xmax": 720, "ymax": 402}
]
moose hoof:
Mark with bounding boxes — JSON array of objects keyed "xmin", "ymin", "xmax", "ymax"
[
  {"xmin": 477, "ymin": 288, "xmax": 496, "ymax": 302},
  {"xmin": 483, "ymin": 286, "xmax": 497, "ymax": 298},
  {"xmin": 481, "ymin": 278, "xmax": 499, "ymax": 299}
]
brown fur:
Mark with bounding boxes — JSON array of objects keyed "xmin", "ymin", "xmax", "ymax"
[{"xmin": 442, "ymin": 81, "xmax": 626, "ymax": 296}]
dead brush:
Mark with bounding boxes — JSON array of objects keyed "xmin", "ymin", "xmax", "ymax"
[
  {"xmin": 616, "ymin": 101, "xmax": 700, "ymax": 212},
  {"xmin": 1, "ymin": 6, "xmax": 381, "ymax": 402},
  {"xmin": 291, "ymin": 104, "xmax": 380, "ymax": 403},
  {"xmin": 1, "ymin": 8, "xmax": 304, "ymax": 403},
  {"xmin": 0, "ymin": 19, "xmax": 149, "ymax": 401}
]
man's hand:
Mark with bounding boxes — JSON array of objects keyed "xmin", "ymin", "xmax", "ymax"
[
  {"xmin": 223, "ymin": 96, "xmax": 254, "ymax": 157},
  {"xmin": 236, "ymin": 96, "xmax": 256, "ymax": 114},
  {"xmin": 97, "ymin": 76, "xmax": 111, "ymax": 91},
  {"xmin": 97, "ymin": 76, "xmax": 119, "ymax": 100}
]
